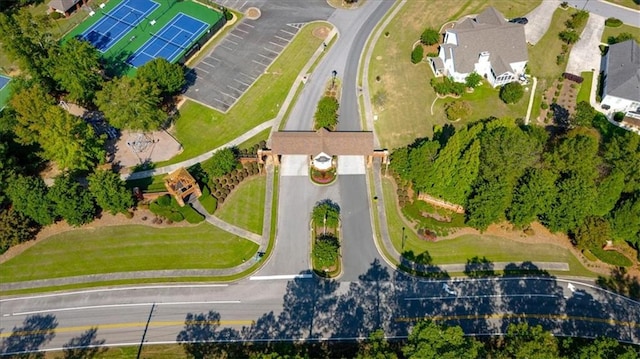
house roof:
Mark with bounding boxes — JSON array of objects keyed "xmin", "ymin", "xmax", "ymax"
[
  {"xmin": 49, "ymin": 0, "xmax": 80, "ymax": 11},
  {"xmin": 604, "ymin": 40, "xmax": 640, "ymax": 102},
  {"xmin": 447, "ymin": 7, "xmax": 528, "ymax": 74},
  {"xmin": 271, "ymin": 128, "xmax": 374, "ymax": 155}
]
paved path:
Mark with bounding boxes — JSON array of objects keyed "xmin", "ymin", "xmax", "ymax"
[
  {"xmin": 190, "ymin": 198, "xmax": 263, "ymax": 245},
  {"xmin": 524, "ymin": 77, "xmax": 538, "ymax": 125},
  {"xmin": 566, "ymin": 13, "xmax": 605, "ymax": 74},
  {"xmin": 524, "ymin": 0, "xmax": 561, "ymax": 45}
]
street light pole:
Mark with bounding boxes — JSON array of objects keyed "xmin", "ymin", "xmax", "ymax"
[{"xmin": 402, "ymin": 226, "xmax": 405, "ymax": 250}]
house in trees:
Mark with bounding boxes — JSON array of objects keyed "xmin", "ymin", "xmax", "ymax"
[
  {"xmin": 164, "ymin": 167, "xmax": 201, "ymax": 207},
  {"xmin": 601, "ymin": 40, "xmax": 640, "ymax": 116},
  {"xmin": 429, "ymin": 7, "xmax": 528, "ymax": 87},
  {"xmin": 48, "ymin": 0, "xmax": 85, "ymax": 17}
]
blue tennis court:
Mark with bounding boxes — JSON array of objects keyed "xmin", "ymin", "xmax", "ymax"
[
  {"xmin": 81, "ymin": 0, "xmax": 159, "ymax": 52},
  {"xmin": 127, "ymin": 13, "xmax": 208, "ymax": 68},
  {"xmin": 0, "ymin": 75, "xmax": 9, "ymax": 90}
]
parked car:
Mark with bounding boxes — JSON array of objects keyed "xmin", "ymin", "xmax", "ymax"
[{"xmin": 509, "ymin": 17, "xmax": 528, "ymax": 25}]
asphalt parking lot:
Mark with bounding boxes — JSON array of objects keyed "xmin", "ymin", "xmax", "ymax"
[{"xmin": 184, "ymin": 0, "xmax": 334, "ymax": 112}]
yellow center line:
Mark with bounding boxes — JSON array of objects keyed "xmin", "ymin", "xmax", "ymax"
[
  {"xmin": 0, "ymin": 320, "xmax": 254, "ymax": 338},
  {"xmin": 396, "ymin": 313, "xmax": 639, "ymax": 328}
]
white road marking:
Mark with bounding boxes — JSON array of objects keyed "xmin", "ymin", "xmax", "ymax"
[
  {"xmin": 279, "ymin": 29, "xmax": 296, "ymax": 36},
  {"xmin": 236, "ymin": 27, "xmax": 249, "ymax": 34},
  {"xmin": 269, "ymin": 41, "xmax": 285, "ymax": 48},
  {"xmin": 249, "ymin": 274, "xmax": 313, "ymax": 281},
  {"xmin": 195, "ymin": 66, "xmax": 209, "ymax": 74},
  {"xmin": 234, "ymin": 78, "xmax": 250, "ymax": 87},
  {"xmin": 226, "ymin": 39, "xmax": 239, "ymax": 45},
  {"xmin": 0, "ymin": 284, "xmax": 228, "ymax": 302},
  {"xmin": 8, "ymin": 301, "xmax": 241, "ymax": 316},
  {"xmin": 221, "ymin": 45, "xmax": 235, "ymax": 51},
  {"xmin": 258, "ymin": 53, "xmax": 273, "ymax": 60},
  {"xmin": 274, "ymin": 35, "xmax": 290, "ymax": 42},
  {"xmin": 263, "ymin": 47, "xmax": 280, "ymax": 55},
  {"xmin": 252, "ymin": 59, "xmax": 269, "ymax": 66},
  {"xmin": 405, "ymin": 293, "xmax": 560, "ymax": 301},
  {"xmin": 230, "ymin": 32, "xmax": 243, "ymax": 39}
]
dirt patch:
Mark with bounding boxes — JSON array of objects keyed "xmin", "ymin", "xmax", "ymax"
[
  {"xmin": 0, "ymin": 209, "xmax": 192, "ymax": 264},
  {"xmin": 312, "ymin": 26, "xmax": 330, "ymax": 40},
  {"xmin": 245, "ymin": 7, "xmax": 261, "ymax": 20}
]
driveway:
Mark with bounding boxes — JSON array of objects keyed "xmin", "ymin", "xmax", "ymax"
[
  {"xmin": 566, "ymin": 0, "xmax": 640, "ymax": 26},
  {"xmin": 566, "ymin": 13, "xmax": 606, "ymax": 74},
  {"xmin": 524, "ymin": 0, "xmax": 561, "ymax": 45}
]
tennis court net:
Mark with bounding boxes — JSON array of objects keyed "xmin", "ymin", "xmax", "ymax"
[
  {"xmin": 149, "ymin": 32, "xmax": 188, "ymax": 50},
  {"xmin": 101, "ymin": 11, "xmax": 139, "ymax": 29}
]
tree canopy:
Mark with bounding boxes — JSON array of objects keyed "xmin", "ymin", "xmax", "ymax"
[
  {"xmin": 52, "ymin": 38, "xmax": 103, "ymax": 105},
  {"xmin": 6, "ymin": 175, "xmax": 55, "ymax": 226},
  {"xmin": 47, "ymin": 174, "xmax": 96, "ymax": 227},
  {"xmin": 314, "ymin": 96, "xmax": 339, "ymax": 130},
  {"xmin": 204, "ymin": 147, "xmax": 239, "ymax": 178},
  {"xmin": 136, "ymin": 58, "xmax": 186, "ymax": 97},
  {"xmin": 403, "ymin": 320, "xmax": 483, "ymax": 359},
  {"xmin": 95, "ymin": 76, "xmax": 165, "ymax": 131},
  {"xmin": 88, "ymin": 169, "xmax": 134, "ymax": 215}
]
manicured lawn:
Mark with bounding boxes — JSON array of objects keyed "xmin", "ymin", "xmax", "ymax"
[
  {"xmin": 156, "ymin": 22, "xmax": 331, "ymax": 167},
  {"xmin": 528, "ymin": 8, "xmax": 587, "ymax": 81},
  {"xmin": 601, "ymin": 23, "xmax": 640, "ymax": 43},
  {"xmin": 603, "ymin": 0, "xmax": 640, "ymax": 10},
  {"xmin": 381, "ymin": 178, "xmax": 595, "ymax": 276},
  {"xmin": 125, "ymin": 174, "xmax": 167, "ymax": 192},
  {"xmin": 0, "ymin": 224, "xmax": 258, "ymax": 283},
  {"xmin": 216, "ymin": 175, "xmax": 266, "ymax": 235},
  {"xmin": 577, "ymin": 71, "xmax": 593, "ymax": 104},
  {"xmin": 438, "ymin": 82, "xmax": 530, "ymax": 123},
  {"xmin": 369, "ymin": 0, "xmax": 540, "ymax": 150},
  {"xmin": 239, "ymin": 128, "xmax": 270, "ymax": 151}
]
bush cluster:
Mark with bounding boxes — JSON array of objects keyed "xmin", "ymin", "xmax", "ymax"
[
  {"xmin": 445, "ymin": 100, "xmax": 472, "ymax": 121},
  {"xmin": 499, "ymin": 82, "xmax": 524, "ymax": 104},
  {"xmin": 411, "ymin": 45, "xmax": 423, "ymax": 64},
  {"xmin": 430, "ymin": 77, "xmax": 465, "ymax": 96},
  {"xmin": 605, "ymin": 17, "xmax": 623, "ymax": 27},
  {"xmin": 209, "ymin": 162, "xmax": 260, "ymax": 204}
]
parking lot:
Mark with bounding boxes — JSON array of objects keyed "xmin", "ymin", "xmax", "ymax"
[{"xmin": 184, "ymin": 0, "xmax": 333, "ymax": 112}]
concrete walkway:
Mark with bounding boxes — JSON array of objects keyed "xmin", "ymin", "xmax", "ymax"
[
  {"xmin": 524, "ymin": 77, "xmax": 538, "ymax": 125},
  {"xmin": 190, "ymin": 198, "xmax": 263, "ymax": 245},
  {"xmin": 524, "ymin": 0, "xmax": 561, "ymax": 45}
]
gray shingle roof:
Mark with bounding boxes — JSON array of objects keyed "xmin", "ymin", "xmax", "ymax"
[
  {"xmin": 48, "ymin": 0, "xmax": 80, "ymax": 12},
  {"xmin": 447, "ymin": 7, "xmax": 528, "ymax": 74},
  {"xmin": 605, "ymin": 40, "xmax": 640, "ymax": 102}
]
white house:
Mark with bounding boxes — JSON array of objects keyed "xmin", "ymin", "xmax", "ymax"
[
  {"xmin": 430, "ymin": 7, "xmax": 528, "ymax": 88},
  {"xmin": 601, "ymin": 40, "xmax": 640, "ymax": 114}
]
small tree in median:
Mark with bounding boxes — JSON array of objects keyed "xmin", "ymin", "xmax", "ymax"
[
  {"xmin": 312, "ymin": 199, "xmax": 340, "ymax": 234},
  {"xmin": 314, "ymin": 96, "xmax": 339, "ymax": 130},
  {"xmin": 313, "ymin": 233, "xmax": 340, "ymax": 270},
  {"xmin": 499, "ymin": 82, "xmax": 524, "ymax": 104}
]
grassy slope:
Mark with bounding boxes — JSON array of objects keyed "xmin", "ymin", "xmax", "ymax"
[
  {"xmin": 0, "ymin": 224, "xmax": 258, "ymax": 283},
  {"xmin": 216, "ymin": 175, "xmax": 266, "ymax": 235},
  {"xmin": 156, "ymin": 22, "xmax": 329, "ymax": 166},
  {"xmin": 370, "ymin": 0, "xmax": 541, "ymax": 150},
  {"xmin": 381, "ymin": 178, "xmax": 594, "ymax": 277}
]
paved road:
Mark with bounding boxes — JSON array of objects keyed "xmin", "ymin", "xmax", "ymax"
[
  {"xmin": 1, "ymin": 276, "xmax": 638, "ymax": 354},
  {"xmin": 566, "ymin": 0, "xmax": 640, "ymax": 26}
]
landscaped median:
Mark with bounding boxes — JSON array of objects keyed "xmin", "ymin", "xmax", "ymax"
[{"xmin": 310, "ymin": 200, "xmax": 342, "ymax": 278}]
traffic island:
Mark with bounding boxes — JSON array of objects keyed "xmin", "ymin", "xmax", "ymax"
[{"xmin": 310, "ymin": 199, "xmax": 342, "ymax": 278}]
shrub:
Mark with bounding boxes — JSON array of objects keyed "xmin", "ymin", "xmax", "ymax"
[
  {"xmin": 411, "ymin": 45, "xmax": 423, "ymax": 64},
  {"xmin": 566, "ymin": 10, "xmax": 588, "ymax": 29},
  {"xmin": 430, "ymin": 77, "xmax": 465, "ymax": 96},
  {"xmin": 445, "ymin": 100, "xmax": 472, "ymax": 121},
  {"xmin": 465, "ymin": 72, "xmax": 482, "ymax": 88},
  {"xmin": 556, "ymin": 54, "xmax": 566, "ymax": 65},
  {"xmin": 613, "ymin": 112, "xmax": 625, "ymax": 122},
  {"xmin": 314, "ymin": 96, "xmax": 339, "ymax": 130},
  {"xmin": 50, "ymin": 11, "xmax": 63, "ymax": 20},
  {"xmin": 313, "ymin": 234, "xmax": 340, "ymax": 269},
  {"xmin": 541, "ymin": 102, "xmax": 549, "ymax": 110},
  {"xmin": 561, "ymin": 1, "xmax": 568, "ymax": 8},
  {"xmin": 608, "ymin": 32, "xmax": 636, "ymax": 45},
  {"xmin": 559, "ymin": 30, "xmax": 579, "ymax": 44},
  {"xmin": 179, "ymin": 204, "xmax": 205, "ymax": 224},
  {"xmin": 156, "ymin": 194, "xmax": 171, "ymax": 207},
  {"xmin": 499, "ymin": 82, "xmax": 524, "ymax": 104},
  {"xmin": 605, "ymin": 17, "xmax": 622, "ymax": 27},
  {"xmin": 426, "ymin": 52, "xmax": 439, "ymax": 57},
  {"xmin": 420, "ymin": 27, "xmax": 440, "ymax": 45}
]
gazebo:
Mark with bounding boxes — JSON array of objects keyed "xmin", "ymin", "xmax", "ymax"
[{"xmin": 164, "ymin": 167, "xmax": 202, "ymax": 207}]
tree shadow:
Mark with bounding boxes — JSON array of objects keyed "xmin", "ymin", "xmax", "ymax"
[
  {"xmin": 596, "ymin": 267, "xmax": 640, "ymax": 301},
  {"xmin": 61, "ymin": 327, "xmax": 106, "ymax": 359},
  {"xmin": 464, "ymin": 256, "xmax": 495, "ymax": 277},
  {"xmin": 0, "ymin": 314, "xmax": 58, "ymax": 357},
  {"xmin": 176, "ymin": 310, "xmax": 241, "ymax": 359},
  {"xmin": 550, "ymin": 103, "xmax": 571, "ymax": 128},
  {"xmin": 400, "ymin": 250, "xmax": 449, "ymax": 279}
]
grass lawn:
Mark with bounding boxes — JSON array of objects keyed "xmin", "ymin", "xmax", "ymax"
[
  {"xmin": 577, "ymin": 71, "xmax": 593, "ymax": 104},
  {"xmin": 603, "ymin": 0, "xmax": 640, "ymax": 10},
  {"xmin": 0, "ymin": 224, "xmax": 258, "ymax": 283},
  {"xmin": 601, "ymin": 23, "xmax": 640, "ymax": 43},
  {"xmin": 156, "ymin": 22, "xmax": 331, "ymax": 167},
  {"xmin": 216, "ymin": 175, "xmax": 266, "ymax": 235},
  {"xmin": 239, "ymin": 128, "xmax": 270, "ymax": 151},
  {"xmin": 438, "ymin": 82, "xmax": 530, "ymax": 123},
  {"xmin": 125, "ymin": 174, "xmax": 167, "ymax": 192},
  {"xmin": 528, "ymin": 8, "xmax": 587, "ymax": 81},
  {"xmin": 381, "ymin": 177, "xmax": 594, "ymax": 277},
  {"xmin": 369, "ymin": 0, "xmax": 540, "ymax": 150}
]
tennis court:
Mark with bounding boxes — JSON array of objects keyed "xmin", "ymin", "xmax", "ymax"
[
  {"xmin": 0, "ymin": 75, "xmax": 9, "ymax": 91},
  {"xmin": 81, "ymin": 0, "xmax": 159, "ymax": 52},
  {"xmin": 0, "ymin": 74, "xmax": 11, "ymax": 111},
  {"xmin": 127, "ymin": 13, "xmax": 208, "ymax": 68}
]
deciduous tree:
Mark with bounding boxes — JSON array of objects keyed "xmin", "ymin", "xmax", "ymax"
[
  {"xmin": 0, "ymin": 208, "xmax": 39, "ymax": 254},
  {"xmin": 136, "ymin": 58, "xmax": 186, "ymax": 97},
  {"xmin": 314, "ymin": 96, "xmax": 339, "ymax": 130},
  {"xmin": 47, "ymin": 174, "xmax": 96, "ymax": 226},
  {"xmin": 420, "ymin": 28, "xmax": 440, "ymax": 45},
  {"xmin": 204, "ymin": 147, "xmax": 238, "ymax": 178},
  {"xmin": 95, "ymin": 76, "xmax": 165, "ymax": 131},
  {"xmin": 357, "ymin": 329, "xmax": 397, "ymax": 359},
  {"xmin": 6, "ymin": 175, "xmax": 55, "ymax": 226},
  {"xmin": 508, "ymin": 168, "xmax": 558, "ymax": 228},
  {"xmin": 52, "ymin": 38, "xmax": 103, "ymax": 105},
  {"xmin": 499, "ymin": 82, "xmax": 524, "ymax": 104},
  {"xmin": 499, "ymin": 322, "xmax": 559, "ymax": 359},
  {"xmin": 402, "ymin": 320, "xmax": 483, "ymax": 359},
  {"xmin": 88, "ymin": 169, "xmax": 134, "ymax": 215}
]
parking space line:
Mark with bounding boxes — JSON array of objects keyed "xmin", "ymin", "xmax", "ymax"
[
  {"xmin": 274, "ymin": 35, "xmax": 290, "ymax": 42},
  {"xmin": 252, "ymin": 59, "xmax": 269, "ymax": 66},
  {"xmin": 209, "ymin": 57, "xmax": 222, "ymax": 63},
  {"xmin": 227, "ymin": 39, "xmax": 239, "ymax": 45},
  {"xmin": 234, "ymin": 78, "xmax": 250, "ymax": 87},
  {"xmin": 228, "ymin": 85, "xmax": 243, "ymax": 93},
  {"xmin": 230, "ymin": 32, "xmax": 243, "ymax": 39},
  {"xmin": 263, "ymin": 47, "xmax": 280, "ymax": 55},
  {"xmin": 236, "ymin": 27, "xmax": 249, "ymax": 34},
  {"xmin": 258, "ymin": 53, "xmax": 272, "ymax": 60},
  {"xmin": 239, "ymin": 1, "xmax": 247, "ymax": 10},
  {"xmin": 200, "ymin": 61, "xmax": 216, "ymax": 69},
  {"xmin": 211, "ymin": 97, "xmax": 228, "ymax": 107},
  {"xmin": 221, "ymin": 45, "xmax": 235, "ymax": 51},
  {"xmin": 195, "ymin": 66, "xmax": 209, "ymax": 74},
  {"xmin": 219, "ymin": 91, "xmax": 237, "ymax": 100},
  {"xmin": 269, "ymin": 41, "xmax": 285, "ymax": 48},
  {"xmin": 242, "ymin": 23, "xmax": 254, "ymax": 28},
  {"xmin": 280, "ymin": 29, "xmax": 296, "ymax": 36}
]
